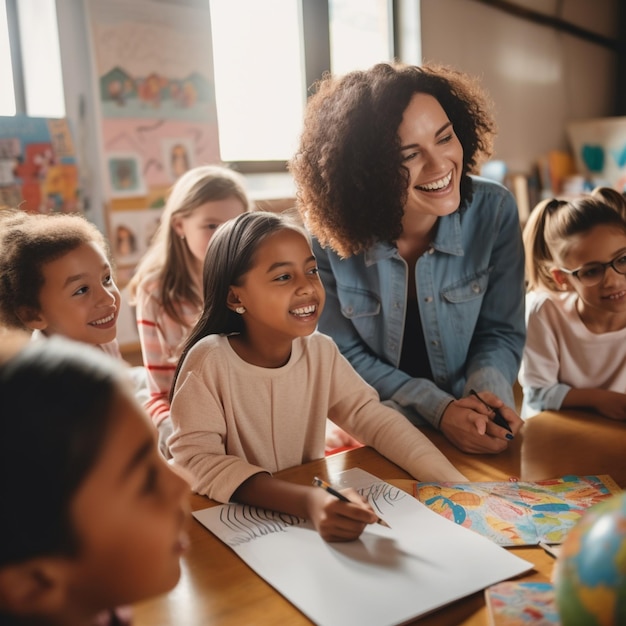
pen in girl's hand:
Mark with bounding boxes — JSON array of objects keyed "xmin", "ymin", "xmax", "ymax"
[
  {"xmin": 312, "ymin": 476, "xmax": 391, "ymax": 528},
  {"xmin": 469, "ymin": 389, "xmax": 513, "ymax": 435}
]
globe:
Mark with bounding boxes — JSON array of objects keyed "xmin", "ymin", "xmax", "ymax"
[{"xmin": 554, "ymin": 491, "xmax": 626, "ymax": 626}]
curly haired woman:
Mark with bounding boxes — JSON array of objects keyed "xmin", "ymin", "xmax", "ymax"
[{"xmin": 290, "ymin": 62, "xmax": 525, "ymax": 454}]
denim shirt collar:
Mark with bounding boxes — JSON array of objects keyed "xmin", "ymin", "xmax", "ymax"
[{"xmin": 363, "ymin": 211, "xmax": 465, "ymax": 266}]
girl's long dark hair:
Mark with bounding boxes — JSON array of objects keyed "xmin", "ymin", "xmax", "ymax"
[
  {"xmin": 170, "ymin": 211, "xmax": 305, "ymax": 398},
  {"xmin": 0, "ymin": 334, "xmax": 119, "ymax": 566}
]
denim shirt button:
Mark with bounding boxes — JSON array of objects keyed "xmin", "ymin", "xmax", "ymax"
[
  {"xmin": 424, "ymin": 296, "xmax": 433, "ymax": 303},
  {"xmin": 346, "ymin": 306, "xmax": 354, "ymax": 314},
  {"xmin": 431, "ymin": 340, "xmax": 438, "ymax": 346},
  {"xmin": 471, "ymin": 282, "xmax": 480, "ymax": 293},
  {"xmin": 428, "ymin": 247, "xmax": 435, "ymax": 254},
  {"xmin": 389, "ymin": 342, "xmax": 397, "ymax": 351}
]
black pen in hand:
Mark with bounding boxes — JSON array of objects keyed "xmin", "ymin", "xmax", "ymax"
[
  {"xmin": 469, "ymin": 388, "xmax": 513, "ymax": 435},
  {"xmin": 312, "ymin": 476, "xmax": 391, "ymax": 528}
]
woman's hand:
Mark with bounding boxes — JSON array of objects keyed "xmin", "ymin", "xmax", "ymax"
[
  {"xmin": 305, "ymin": 486, "xmax": 378, "ymax": 542},
  {"xmin": 440, "ymin": 391, "xmax": 523, "ymax": 454}
]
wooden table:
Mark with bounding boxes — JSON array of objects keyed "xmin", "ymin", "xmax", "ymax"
[{"xmin": 134, "ymin": 411, "xmax": 626, "ymax": 626}]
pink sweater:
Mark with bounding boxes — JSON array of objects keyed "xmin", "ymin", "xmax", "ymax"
[{"xmin": 169, "ymin": 332, "xmax": 467, "ymax": 503}]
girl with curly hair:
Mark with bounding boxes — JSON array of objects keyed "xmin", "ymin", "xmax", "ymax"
[
  {"xmin": 290, "ymin": 62, "xmax": 525, "ymax": 454},
  {"xmin": 0, "ymin": 209, "xmax": 122, "ymax": 356}
]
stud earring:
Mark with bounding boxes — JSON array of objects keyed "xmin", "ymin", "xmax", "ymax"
[{"xmin": 235, "ymin": 306, "xmax": 246, "ymax": 314}]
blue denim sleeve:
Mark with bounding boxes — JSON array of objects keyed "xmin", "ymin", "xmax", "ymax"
[
  {"xmin": 313, "ymin": 183, "xmax": 525, "ymax": 428},
  {"xmin": 463, "ymin": 189, "xmax": 526, "ymax": 410}
]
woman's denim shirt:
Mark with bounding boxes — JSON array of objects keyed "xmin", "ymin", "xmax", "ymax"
[{"xmin": 313, "ymin": 177, "xmax": 526, "ymax": 429}]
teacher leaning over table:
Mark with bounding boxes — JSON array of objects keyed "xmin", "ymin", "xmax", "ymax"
[{"xmin": 289, "ymin": 62, "xmax": 525, "ymax": 455}]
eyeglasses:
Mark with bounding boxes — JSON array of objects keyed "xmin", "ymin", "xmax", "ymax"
[{"xmin": 559, "ymin": 253, "xmax": 626, "ymax": 286}]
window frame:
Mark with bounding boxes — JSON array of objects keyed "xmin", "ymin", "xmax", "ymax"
[
  {"xmin": 4, "ymin": 0, "xmax": 25, "ymax": 114},
  {"xmin": 223, "ymin": 0, "xmax": 354, "ymax": 175}
]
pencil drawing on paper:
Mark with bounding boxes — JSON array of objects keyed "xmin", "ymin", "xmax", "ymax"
[
  {"xmin": 192, "ymin": 468, "xmax": 533, "ymax": 626},
  {"xmin": 219, "ymin": 505, "xmax": 306, "ymax": 547},
  {"xmin": 358, "ymin": 482, "xmax": 407, "ymax": 518}
]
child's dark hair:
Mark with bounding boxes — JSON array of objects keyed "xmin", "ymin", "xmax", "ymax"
[
  {"xmin": 0, "ymin": 333, "xmax": 122, "ymax": 566},
  {"xmin": 0, "ymin": 209, "xmax": 111, "ymax": 330},
  {"xmin": 171, "ymin": 211, "xmax": 307, "ymax": 397},
  {"xmin": 523, "ymin": 187, "xmax": 626, "ymax": 292}
]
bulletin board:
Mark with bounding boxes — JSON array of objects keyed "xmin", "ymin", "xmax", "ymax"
[
  {"xmin": 0, "ymin": 116, "xmax": 80, "ymax": 214},
  {"xmin": 85, "ymin": 0, "xmax": 221, "ymax": 282}
]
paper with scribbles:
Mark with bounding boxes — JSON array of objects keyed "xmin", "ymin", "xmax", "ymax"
[
  {"xmin": 193, "ymin": 468, "xmax": 532, "ymax": 626},
  {"xmin": 415, "ymin": 475, "xmax": 620, "ymax": 546}
]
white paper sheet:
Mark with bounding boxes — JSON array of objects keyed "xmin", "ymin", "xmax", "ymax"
[{"xmin": 193, "ymin": 468, "xmax": 532, "ymax": 626}]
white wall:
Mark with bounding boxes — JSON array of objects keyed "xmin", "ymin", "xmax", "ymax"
[
  {"xmin": 419, "ymin": 0, "xmax": 618, "ymax": 174},
  {"xmin": 55, "ymin": 0, "xmax": 106, "ymax": 231}
]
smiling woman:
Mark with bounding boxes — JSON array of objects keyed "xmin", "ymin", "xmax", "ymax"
[{"xmin": 289, "ymin": 61, "xmax": 526, "ymax": 455}]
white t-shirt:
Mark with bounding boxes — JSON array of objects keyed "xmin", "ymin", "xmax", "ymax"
[{"xmin": 520, "ymin": 290, "xmax": 626, "ymax": 417}]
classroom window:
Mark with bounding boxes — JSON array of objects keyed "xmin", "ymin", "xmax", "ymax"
[
  {"xmin": 0, "ymin": 1, "xmax": 16, "ymax": 115},
  {"xmin": 209, "ymin": 0, "xmax": 394, "ymax": 169},
  {"xmin": 0, "ymin": 0, "xmax": 65, "ymax": 118},
  {"xmin": 329, "ymin": 0, "xmax": 394, "ymax": 76},
  {"xmin": 209, "ymin": 0, "xmax": 305, "ymax": 164}
]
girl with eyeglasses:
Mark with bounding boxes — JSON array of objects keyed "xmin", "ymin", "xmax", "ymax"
[{"xmin": 520, "ymin": 187, "xmax": 626, "ymax": 420}]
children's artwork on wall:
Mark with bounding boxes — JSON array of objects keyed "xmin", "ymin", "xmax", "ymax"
[
  {"xmin": 107, "ymin": 153, "xmax": 146, "ymax": 198},
  {"xmin": 567, "ymin": 116, "xmax": 626, "ymax": 193},
  {"xmin": 86, "ymin": 0, "xmax": 220, "ymax": 210},
  {"xmin": 0, "ymin": 116, "xmax": 80, "ymax": 213},
  {"xmin": 108, "ymin": 207, "xmax": 163, "ymax": 275},
  {"xmin": 86, "ymin": 0, "xmax": 220, "ymax": 349},
  {"xmin": 163, "ymin": 137, "xmax": 194, "ymax": 182}
]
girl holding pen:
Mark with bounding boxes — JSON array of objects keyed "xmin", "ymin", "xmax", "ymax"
[{"xmin": 169, "ymin": 211, "xmax": 467, "ymax": 543}]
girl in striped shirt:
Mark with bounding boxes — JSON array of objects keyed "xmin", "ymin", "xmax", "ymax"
[{"xmin": 129, "ymin": 166, "xmax": 251, "ymax": 456}]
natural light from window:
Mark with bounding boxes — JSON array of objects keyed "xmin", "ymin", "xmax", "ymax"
[
  {"xmin": 210, "ymin": 0, "xmax": 393, "ymax": 164},
  {"xmin": 17, "ymin": 0, "xmax": 65, "ymax": 118},
  {"xmin": 0, "ymin": 0, "xmax": 65, "ymax": 118},
  {"xmin": 0, "ymin": 1, "xmax": 16, "ymax": 115},
  {"xmin": 209, "ymin": 0, "xmax": 305, "ymax": 162},
  {"xmin": 329, "ymin": 0, "xmax": 393, "ymax": 75}
]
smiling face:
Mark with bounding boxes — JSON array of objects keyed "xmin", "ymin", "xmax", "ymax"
[
  {"xmin": 25, "ymin": 241, "xmax": 121, "ymax": 346},
  {"xmin": 398, "ymin": 92, "xmax": 464, "ymax": 223},
  {"xmin": 228, "ymin": 228, "xmax": 326, "ymax": 366},
  {"xmin": 173, "ymin": 197, "xmax": 247, "ymax": 270},
  {"xmin": 551, "ymin": 224, "xmax": 626, "ymax": 323},
  {"xmin": 67, "ymin": 388, "xmax": 189, "ymax": 610}
]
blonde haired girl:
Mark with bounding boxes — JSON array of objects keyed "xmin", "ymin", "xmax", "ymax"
[{"xmin": 129, "ymin": 165, "xmax": 251, "ymax": 454}]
